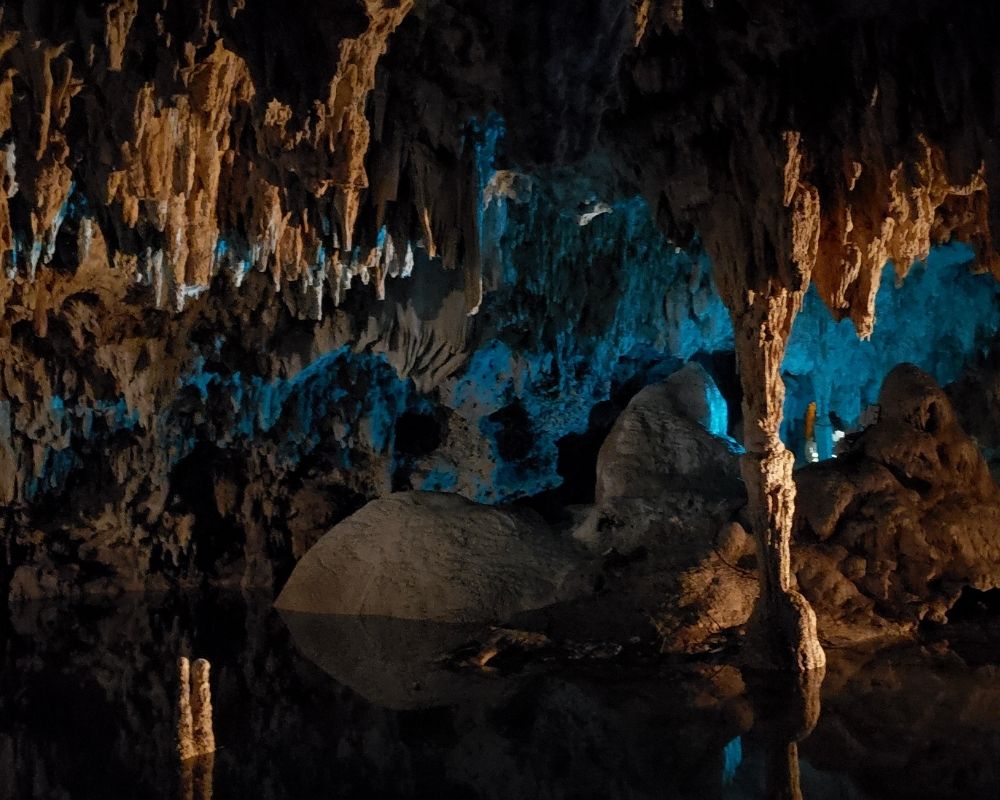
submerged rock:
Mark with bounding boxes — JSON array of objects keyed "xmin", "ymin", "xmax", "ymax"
[
  {"xmin": 275, "ymin": 492, "xmax": 590, "ymax": 622},
  {"xmin": 794, "ymin": 364, "xmax": 1000, "ymax": 643},
  {"xmin": 279, "ymin": 612, "xmax": 497, "ymax": 710}
]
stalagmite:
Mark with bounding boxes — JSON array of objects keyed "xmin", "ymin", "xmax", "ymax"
[
  {"xmin": 730, "ymin": 289, "xmax": 826, "ymax": 673},
  {"xmin": 177, "ymin": 656, "xmax": 215, "ymax": 760},
  {"xmin": 177, "ymin": 657, "xmax": 195, "ymax": 762}
]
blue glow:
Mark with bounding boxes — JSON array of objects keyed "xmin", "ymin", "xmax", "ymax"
[
  {"xmin": 446, "ymin": 174, "xmax": 735, "ymax": 500},
  {"xmin": 705, "ymin": 378, "xmax": 729, "ymax": 438},
  {"xmin": 21, "ymin": 393, "xmax": 139, "ymax": 501},
  {"xmin": 419, "ymin": 467, "xmax": 459, "ymax": 493},
  {"xmin": 782, "ymin": 242, "xmax": 1000, "ymax": 459},
  {"xmin": 171, "ymin": 346, "xmax": 427, "ymax": 479},
  {"xmin": 722, "ymin": 736, "xmax": 743, "ymax": 785}
]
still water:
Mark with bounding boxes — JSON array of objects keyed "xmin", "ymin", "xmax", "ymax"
[{"xmin": 0, "ymin": 593, "xmax": 997, "ymax": 799}]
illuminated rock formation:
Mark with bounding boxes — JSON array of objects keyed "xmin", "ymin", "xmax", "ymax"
[
  {"xmin": 276, "ymin": 491, "xmax": 590, "ymax": 621},
  {"xmin": 177, "ymin": 656, "xmax": 215, "ymax": 761},
  {"xmin": 794, "ymin": 365, "xmax": 1000, "ymax": 642},
  {"xmin": 0, "ymin": 0, "xmax": 998, "ymax": 672},
  {"xmin": 607, "ymin": 0, "xmax": 1000, "ymax": 669}
]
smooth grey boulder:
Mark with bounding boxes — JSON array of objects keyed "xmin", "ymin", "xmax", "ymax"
[
  {"xmin": 275, "ymin": 491, "xmax": 589, "ymax": 622},
  {"xmin": 662, "ymin": 362, "xmax": 728, "ymax": 435},
  {"xmin": 594, "ymin": 379, "xmax": 743, "ymax": 503}
]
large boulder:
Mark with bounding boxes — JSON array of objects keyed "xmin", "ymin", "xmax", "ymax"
[
  {"xmin": 661, "ymin": 362, "xmax": 730, "ymax": 436},
  {"xmin": 575, "ymin": 372, "xmax": 754, "ymax": 652},
  {"xmin": 594, "ymin": 375, "xmax": 743, "ymax": 503},
  {"xmin": 276, "ymin": 491, "xmax": 590, "ymax": 622},
  {"xmin": 794, "ymin": 364, "xmax": 1000, "ymax": 643}
]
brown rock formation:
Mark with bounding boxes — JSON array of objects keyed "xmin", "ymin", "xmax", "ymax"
[
  {"xmin": 607, "ymin": 0, "xmax": 1000, "ymax": 668},
  {"xmin": 276, "ymin": 491, "xmax": 590, "ymax": 621},
  {"xmin": 177, "ymin": 656, "xmax": 214, "ymax": 761},
  {"xmin": 0, "ymin": 0, "xmax": 997, "ymax": 671},
  {"xmin": 795, "ymin": 364, "xmax": 1000, "ymax": 643}
]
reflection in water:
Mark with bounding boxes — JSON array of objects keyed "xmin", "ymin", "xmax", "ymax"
[
  {"xmin": 0, "ymin": 594, "xmax": 996, "ymax": 799},
  {"xmin": 745, "ymin": 667, "xmax": 825, "ymax": 800},
  {"xmin": 179, "ymin": 754, "xmax": 214, "ymax": 800}
]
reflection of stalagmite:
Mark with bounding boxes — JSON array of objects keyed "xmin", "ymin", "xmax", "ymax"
[
  {"xmin": 746, "ymin": 665, "xmax": 825, "ymax": 800},
  {"xmin": 180, "ymin": 752, "xmax": 215, "ymax": 800},
  {"xmin": 177, "ymin": 657, "xmax": 215, "ymax": 759}
]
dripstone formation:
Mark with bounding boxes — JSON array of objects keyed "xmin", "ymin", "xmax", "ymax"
[{"xmin": 1, "ymin": 0, "xmax": 999, "ymax": 670}]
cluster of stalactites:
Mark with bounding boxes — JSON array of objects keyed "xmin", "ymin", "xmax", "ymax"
[
  {"xmin": 0, "ymin": 0, "xmax": 487, "ymax": 321},
  {"xmin": 632, "ymin": 0, "xmax": 715, "ymax": 42},
  {"xmin": 783, "ymin": 130, "xmax": 997, "ymax": 339}
]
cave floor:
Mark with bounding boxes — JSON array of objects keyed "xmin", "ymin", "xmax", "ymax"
[{"xmin": 0, "ymin": 592, "xmax": 997, "ymax": 800}]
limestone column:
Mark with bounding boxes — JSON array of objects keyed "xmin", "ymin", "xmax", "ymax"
[
  {"xmin": 178, "ymin": 657, "xmax": 215, "ymax": 800},
  {"xmin": 732, "ymin": 289, "xmax": 825, "ymax": 672},
  {"xmin": 178, "ymin": 656, "xmax": 216, "ymax": 759}
]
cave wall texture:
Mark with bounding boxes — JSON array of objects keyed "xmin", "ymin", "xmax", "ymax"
[{"xmin": 0, "ymin": 0, "xmax": 998, "ymax": 633}]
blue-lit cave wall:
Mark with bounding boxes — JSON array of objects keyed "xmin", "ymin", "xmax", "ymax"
[
  {"xmin": 169, "ymin": 182, "xmax": 736, "ymax": 507},
  {"xmin": 782, "ymin": 243, "xmax": 1000, "ymax": 461},
  {"xmin": 19, "ymin": 121, "xmax": 1000, "ymax": 527}
]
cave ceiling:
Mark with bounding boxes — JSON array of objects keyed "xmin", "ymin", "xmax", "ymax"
[{"xmin": 0, "ymin": 0, "xmax": 995, "ymax": 330}]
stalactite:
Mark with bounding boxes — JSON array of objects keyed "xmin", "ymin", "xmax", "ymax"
[{"xmin": 103, "ymin": 0, "xmax": 138, "ymax": 72}]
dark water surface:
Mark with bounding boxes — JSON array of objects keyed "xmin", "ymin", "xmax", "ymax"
[{"xmin": 1, "ymin": 593, "xmax": 997, "ymax": 800}]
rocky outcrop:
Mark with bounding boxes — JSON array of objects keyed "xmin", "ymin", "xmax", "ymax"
[
  {"xmin": 594, "ymin": 374, "xmax": 742, "ymax": 503},
  {"xmin": 794, "ymin": 364, "xmax": 1000, "ymax": 643},
  {"xmin": 277, "ymin": 369, "xmax": 754, "ymax": 654},
  {"xmin": 275, "ymin": 491, "xmax": 590, "ymax": 621},
  {"xmin": 575, "ymin": 371, "xmax": 755, "ymax": 652},
  {"xmin": 948, "ymin": 341, "xmax": 1000, "ymax": 482},
  {"xmin": 572, "ymin": 493, "xmax": 757, "ymax": 654},
  {"xmin": 0, "ymin": 0, "xmax": 997, "ymax": 677}
]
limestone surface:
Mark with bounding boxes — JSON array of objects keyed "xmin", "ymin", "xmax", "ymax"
[
  {"xmin": 594, "ymin": 378, "xmax": 742, "ymax": 504},
  {"xmin": 275, "ymin": 491, "xmax": 590, "ymax": 622},
  {"xmin": 795, "ymin": 364, "xmax": 1000, "ymax": 643}
]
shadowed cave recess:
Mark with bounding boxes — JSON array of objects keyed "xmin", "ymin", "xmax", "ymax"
[{"xmin": 3, "ymin": 0, "xmax": 1000, "ymax": 797}]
